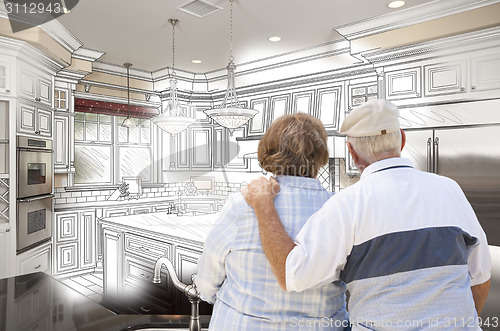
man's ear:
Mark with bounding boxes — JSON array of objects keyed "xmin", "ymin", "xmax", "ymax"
[
  {"xmin": 400, "ymin": 129, "xmax": 406, "ymax": 151},
  {"xmin": 347, "ymin": 141, "xmax": 360, "ymax": 165}
]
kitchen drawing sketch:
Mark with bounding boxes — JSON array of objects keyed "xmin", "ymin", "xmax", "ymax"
[{"xmin": 0, "ymin": 0, "xmax": 499, "ymax": 328}]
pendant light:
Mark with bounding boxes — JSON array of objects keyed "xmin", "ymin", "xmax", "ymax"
[
  {"xmin": 204, "ymin": 0, "xmax": 257, "ymax": 136},
  {"xmin": 152, "ymin": 18, "xmax": 196, "ymax": 136},
  {"xmin": 121, "ymin": 62, "xmax": 136, "ymax": 128}
]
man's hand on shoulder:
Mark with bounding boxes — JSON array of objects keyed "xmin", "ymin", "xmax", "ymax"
[{"xmin": 241, "ymin": 176, "xmax": 280, "ymax": 209}]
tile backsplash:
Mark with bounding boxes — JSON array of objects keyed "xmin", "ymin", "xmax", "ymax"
[{"xmin": 54, "ymin": 181, "xmax": 242, "ymax": 206}]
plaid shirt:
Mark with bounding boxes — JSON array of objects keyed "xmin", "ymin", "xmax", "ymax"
[{"xmin": 196, "ymin": 175, "xmax": 348, "ymax": 331}]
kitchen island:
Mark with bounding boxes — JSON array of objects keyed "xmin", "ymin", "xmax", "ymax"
[
  {"xmin": 100, "ymin": 212, "xmax": 219, "ymax": 315},
  {"xmin": 0, "ymin": 271, "xmax": 211, "ymax": 330}
]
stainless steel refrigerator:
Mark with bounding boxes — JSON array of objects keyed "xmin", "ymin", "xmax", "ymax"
[
  {"xmin": 402, "ymin": 125, "xmax": 500, "ymax": 246},
  {"xmin": 399, "ymin": 100, "xmax": 500, "ymax": 327}
]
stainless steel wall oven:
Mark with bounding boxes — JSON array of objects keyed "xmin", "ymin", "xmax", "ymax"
[{"xmin": 17, "ymin": 136, "xmax": 53, "ymax": 252}]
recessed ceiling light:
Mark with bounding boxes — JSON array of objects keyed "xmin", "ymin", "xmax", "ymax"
[
  {"xmin": 268, "ymin": 36, "xmax": 281, "ymax": 42},
  {"xmin": 191, "ymin": 60, "xmax": 202, "ymax": 64},
  {"xmin": 388, "ymin": 1, "xmax": 405, "ymax": 8}
]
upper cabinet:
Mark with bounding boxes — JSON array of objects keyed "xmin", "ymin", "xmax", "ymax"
[
  {"xmin": 383, "ymin": 47, "xmax": 500, "ymax": 104},
  {"xmin": 17, "ymin": 102, "xmax": 52, "ymax": 137},
  {"xmin": 174, "ymin": 126, "xmax": 213, "ymax": 170},
  {"xmin": 18, "ymin": 63, "xmax": 53, "ymax": 107},
  {"xmin": 469, "ymin": 53, "xmax": 500, "ymax": 92},
  {"xmin": 0, "ymin": 59, "xmax": 13, "ymax": 96}
]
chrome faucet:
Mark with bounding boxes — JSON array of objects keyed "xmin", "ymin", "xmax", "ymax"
[{"xmin": 152, "ymin": 257, "xmax": 201, "ymax": 331}]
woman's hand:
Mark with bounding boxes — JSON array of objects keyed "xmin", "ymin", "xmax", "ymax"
[{"xmin": 241, "ymin": 177, "xmax": 280, "ymax": 209}]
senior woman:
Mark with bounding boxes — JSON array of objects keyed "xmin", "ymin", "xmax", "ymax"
[{"xmin": 196, "ymin": 113, "xmax": 348, "ymax": 330}]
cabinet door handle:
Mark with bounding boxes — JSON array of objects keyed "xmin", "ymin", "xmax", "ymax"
[
  {"xmin": 433, "ymin": 137, "xmax": 439, "ymax": 174},
  {"xmin": 35, "ymin": 97, "xmax": 41, "ymax": 102},
  {"xmin": 5, "ymin": 89, "xmax": 10, "ymax": 93},
  {"xmin": 140, "ymin": 273, "xmax": 150, "ymax": 279},
  {"xmin": 471, "ymin": 86, "xmax": 476, "ymax": 90},
  {"xmin": 34, "ymin": 264, "xmax": 42, "ymax": 270},
  {"xmin": 140, "ymin": 306, "xmax": 151, "ymax": 313},
  {"xmin": 139, "ymin": 246, "xmax": 149, "ymax": 252},
  {"xmin": 426, "ymin": 138, "xmax": 432, "ymax": 173}
]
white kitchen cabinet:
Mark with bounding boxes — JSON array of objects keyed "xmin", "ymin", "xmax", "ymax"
[
  {"xmin": 55, "ymin": 242, "xmax": 78, "ymax": 273},
  {"xmin": 348, "ymin": 79, "xmax": 378, "ymax": 112},
  {"xmin": 248, "ymin": 97, "xmax": 269, "ymax": 135},
  {"xmin": 191, "ymin": 127, "xmax": 212, "ymax": 169},
  {"xmin": 0, "ymin": 60, "xmax": 13, "ymax": 96},
  {"xmin": 54, "ymin": 115, "xmax": 70, "ymax": 172},
  {"xmin": 470, "ymin": 53, "xmax": 500, "ymax": 92},
  {"xmin": 224, "ymin": 127, "xmax": 247, "ymax": 170},
  {"xmin": 18, "ymin": 65, "xmax": 53, "ymax": 107},
  {"xmin": 175, "ymin": 245, "xmax": 202, "ymax": 285},
  {"xmin": 55, "ymin": 212, "xmax": 77, "ymax": 242},
  {"xmin": 80, "ymin": 211, "xmax": 96, "ymax": 269},
  {"xmin": 16, "ymin": 241, "xmax": 52, "ymax": 276},
  {"xmin": 384, "ymin": 49, "xmax": 500, "ymax": 103},
  {"xmin": 174, "ymin": 127, "xmax": 213, "ymax": 170},
  {"xmin": 424, "ymin": 60, "xmax": 467, "ymax": 97},
  {"xmin": 15, "ymin": 277, "xmax": 51, "ymax": 331},
  {"xmin": 316, "ymin": 85, "xmax": 342, "ymax": 129},
  {"xmin": 213, "ymin": 127, "xmax": 224, "ymax": 168},
  {"xmin": 101, "ymin": 218, "xmax": 212, "ymax": 315},
  {"xmin": 53, "ymin": 210, "xmax": 96, "ymax": 276},
  {"xmin": 130, "ymin": 206, "xmax": 152, "ymax": 215},
  {"xmin": 102, "ymin": 227, "xmax": 122, "ymax": 299},
  {"xmin": 104, "ymin": 207, "xmax": 130, "ymax": 218},
  {"xmin": 385, "ymin": 67, "xmax": 422, "ymax": 100},
  {"xmin": 175, "ymin": 129, "xmax": 189, "ymax": 169},
  {"xmin": 17, "ymin": 102, "xmax": 52, "ymax": 137}
]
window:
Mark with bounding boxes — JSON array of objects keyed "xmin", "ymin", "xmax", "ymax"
[
  {"xmin": 117, "ymin": 116, "xmax": 153, "ymax": 183},
  {"xmin": 74, "ymin": 112, "xmax": 153, "ymax": 186},
  {"xmin": 54, "ymin": 89, "xmax": 67, "ymax": 109}
]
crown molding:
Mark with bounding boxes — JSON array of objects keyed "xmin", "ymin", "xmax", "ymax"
[
  {"xmin": 0, "ymin": 35, "xmax": 64, "ymax": 72},
  {"xmin": 92, "ymin": 61, "xmax": 153, "ymax": 81},
  {"xmin": 362, "ymin": 25, "xmax": 500, "ymax": 65},
  {"xmin": 72, "ymin": 47, "xmax": 105, "ymax": 62},
  {"xmin": 334, "ymin": 0, "xmax": 500, "ymax": 40}
]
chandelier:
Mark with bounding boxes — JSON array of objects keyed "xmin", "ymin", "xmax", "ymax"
[
  {"xmin": 152, "ymin": 18, "xmax": 196, "ymax": 136},
  {"xmin": 204, "ymin": 0, "xmax": 257, "ymax": 135}
]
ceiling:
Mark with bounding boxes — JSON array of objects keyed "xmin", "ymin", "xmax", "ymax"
[{"xmin": 55, "ymin": 0, "xmax": 440, "ymax": 74}]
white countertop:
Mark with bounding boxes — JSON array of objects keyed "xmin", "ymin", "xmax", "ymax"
[
  {"xmin": 54, "ymin": 194, "xmax": 228, "ymax": 211},
  {"xmin": 100, "ymin": 211, "xmax": 220, "ymax": 243}
]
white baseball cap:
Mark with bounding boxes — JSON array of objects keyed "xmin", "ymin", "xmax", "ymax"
[{"xmin": 340, "ymin": 99, "xmax": 401, "ymax": 137}]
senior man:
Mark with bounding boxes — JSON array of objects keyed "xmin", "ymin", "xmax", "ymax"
[{"xmin": 242, "ymin": 99, "xmax": 491, "ymax": 330}]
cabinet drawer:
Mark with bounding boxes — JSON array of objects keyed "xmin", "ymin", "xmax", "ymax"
[
  {"xmin": 18, "ymin": 244, "xmax": 52, "ymax": 275},
  {"xmin": 124, "ymin": 233, "xmax": 173, "ymax": 261},
  {"xmin": 124, "ymin": 254, "xmax": 155, "ymax": 284}
]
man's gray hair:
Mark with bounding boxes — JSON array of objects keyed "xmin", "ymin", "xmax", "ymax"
[{"xmin": 347, "ymin": 130, "xmax": 402, "ymax": 165}]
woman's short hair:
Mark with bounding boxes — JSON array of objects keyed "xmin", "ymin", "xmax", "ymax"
[{"xmin": 258, "ymin": 113, "xmax": 329, "ymax": 178}]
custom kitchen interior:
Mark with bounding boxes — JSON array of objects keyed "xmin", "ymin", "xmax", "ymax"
[{"xmin": 0, "ymin": 0, "xmax": 500, "ymax": 329}]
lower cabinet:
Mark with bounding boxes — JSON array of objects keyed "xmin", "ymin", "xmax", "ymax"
[
  {"xmin": 16, "ymin": 241, "xmax": 52, "ymax": 275},
  {"xmin": 14, "ymin": 276, "xmax": 51, "ymax": 331},
  {"xmin": 101, "ymin": 222, "xmax": 213, "ymax": 315},
  {"xmin": 53, "ymin": 210, "xmax": 96, "ymax": 276}
]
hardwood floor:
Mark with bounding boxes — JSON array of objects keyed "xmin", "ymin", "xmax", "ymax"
[{"xmin": 60, "ymin": 272, "xmax": 103, "ymax": 304}]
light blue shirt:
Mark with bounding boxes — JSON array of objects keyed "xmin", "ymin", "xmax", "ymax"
[{"xmin": 196, "ymin": 175, "xmax": 348, "ymax": 331}]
